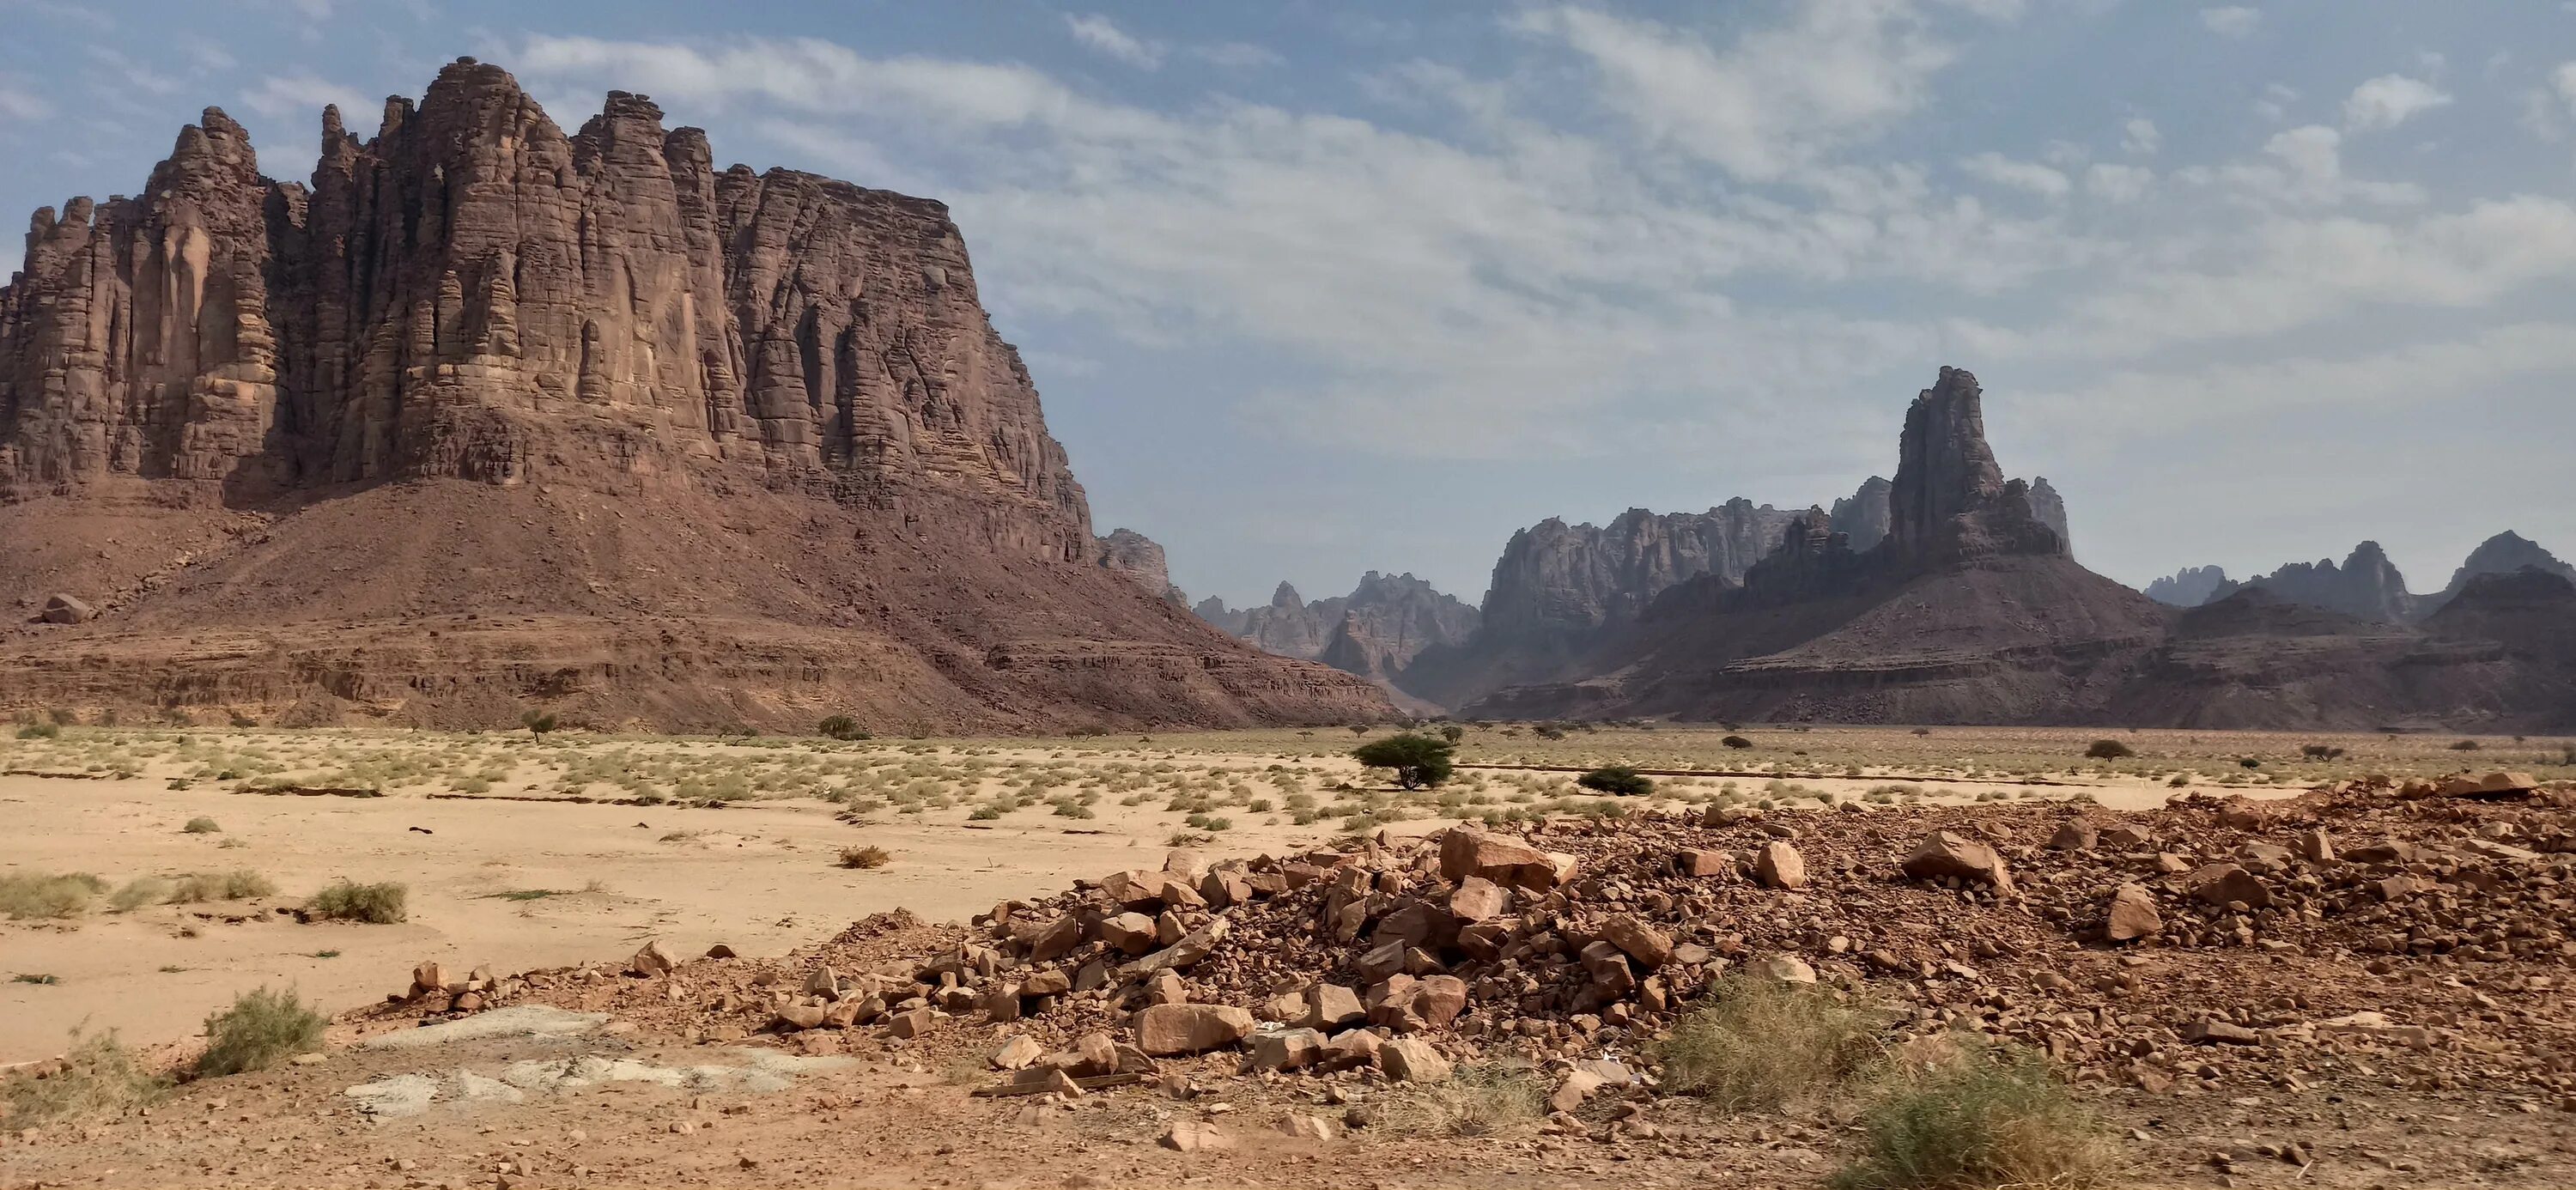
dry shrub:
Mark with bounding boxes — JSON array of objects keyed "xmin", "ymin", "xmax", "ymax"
[
  {"xmin": 196, "ymin": 987, "xmax": 326, "ymax": 1078},
  {"xmin": 1, "ymin": 1032, "xmax": 161, "ymax": 1126},
  {"xmin": 1653, "ymin": 975, "xmax": 1882, "ymax": 1112},
  {"xmin": 109, "ymin": 877, "xmax": 173, "ymax": 912},
  {"xmin": 181, "ymin": 817, "xmax": 222, "ymax": 834},
  {"xmin": 837, "ymin": 845, "xmax": 892, "ymax": 870},
  {"xmin": 305, "ymin": 880, "xmax": 408, "ymax": 923},
  {"xmin": 168, "ymin": 870, "xmax": 276, "ymax": 903},
  {"xmin": 1385, "ymin": 1062, "xmax": 1546, "ymax": 1137},
  {"xmin": 0, "ymin": 873, "xmax": 107, "ymax": 920},
  {"xmin": 1832, "ymin": 1041, "xmax": 2115, "ymax": 1190}
]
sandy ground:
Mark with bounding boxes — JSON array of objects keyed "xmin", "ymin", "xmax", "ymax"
[
  {"xmin": 0, "ymin": 776, "xmax": 1352, "ymax": 1065},
  {"xmin": 2, "ymin": 720, "xmax": 2467, "ymax": 1065}
]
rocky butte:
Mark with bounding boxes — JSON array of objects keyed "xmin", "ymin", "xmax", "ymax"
[
  {"xmin": 0, "ymin": 58, "xmax": 1389, "ymax": 732},
  {"xmin": 1466, "ymin": 367, "xmax": 2576, "ymax": 731}
]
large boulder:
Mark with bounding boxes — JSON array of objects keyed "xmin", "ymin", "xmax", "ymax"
[
  {"xmin": 1133, "ymin": 1003, "xmax": 1255, "ymax": 1056},
  {"xmin": 1901, "ymin": 830, "xmax": 2015, "ymax": 894},
  {"xmin": 2105, "ymin": 882, "xmax": 2161, "ymax": 942},
  {"xmin": 40, "ymin": 594, "xmax": 94, "ymax": 624},
  {"xmin": 1437, "ymin": 828, "xmax": 1577, "ymax": 891}
]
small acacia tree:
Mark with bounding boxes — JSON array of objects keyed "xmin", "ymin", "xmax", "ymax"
[
  {"xmin": 1352, "ymin": 732, "xmax": 1455, "ymax": 791},
  {"xmin": 521, "ymin": 710, "xmax": 558, "ymax": 738},
  {"xmin": 1579, "ymin": 765, "xmax": 1656, "ymax": 797},
  {"xmin": 2083, "ymin": 739, "xmax": 2133, "ymax": 761}
]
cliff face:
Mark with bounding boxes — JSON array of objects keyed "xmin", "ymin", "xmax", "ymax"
[
  {"xmin": 2208, "ymin": 543, "xmax": 2418, "ymax": 624},
  {"xmin": 1314, "ymin": 572, "xmax": 1481, "ymax": 682},
  {"xmin": 1466, "ymin": 367, "xmax": 2174, "ymax": 725},
  {"xmin": 0, "ymin": 59, "xmax": 1390, "ymax": 732},
  {"xmin": 1093, "ymin": 528, "xmax": 1185, "ymax": 605},
  {"xmin": 2437, "ymin": 532, "xmax": 2576, "ymax": 610},
  {"xmin": 1195, "ymin": 573, "xmax": 1479, "ymax": 684},
  {"xmin": 3, "ymin": 60, "xmax": 1090, "ymax": 565},
  {"xmin": 1829, "ymin": 477, "xmax": 1893, "ymax": 551},
  {"xmin": 2143, "ymin": 566, "xmax": 2230, "ymax": 607}
]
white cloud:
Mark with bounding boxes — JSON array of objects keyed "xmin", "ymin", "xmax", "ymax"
[
  {"xmin": 1959, "ymin": 151, "xmax": 2070, "ymax": 199},
  {"xmin": 2200, "ymin": 7, "xmax": 2260, "ymax": 39},
  {"xmin": 2252, "ymin": 82, "xmax": 2298, "ymax": 122},
  {"xmin": 2200, "ymin": 124, "xmax": 2424, "ymax": 207},
  {"xmin": 2084, "ymin": 163, "xmax": 2153, "ymax": 203},
  {"xmin": 0, "ymin": 77, "xmax": 52, "ymax": 123},
  {"xmin": 2342, "ymin": 74, "xmax": 2452, "ymax": 132},
  {"xmin": 1509, "ymin": 1, "xmax": 2002, "ymax": 186},
  {"xmin": 2120, "ymin": 116, "xmax": 2160, "ymax": 155},
  {"xmin": 2557, "ymin": 62, "xmax": 2576, "ymax": 112},
  {"xmin": 238, "ymin": 73, "xmax": 374, "ymax": 125},
  {"xmin": 2029, "ymin": 323, "xmax": 2576, "ymax": 437},
  {"xmin": 1065, "ymin": 13, "xmax": 1163, "ymax": 70},
  {"xmin": 1194, "ymin": 42, "xmax": 1284, "ymax": 70}
]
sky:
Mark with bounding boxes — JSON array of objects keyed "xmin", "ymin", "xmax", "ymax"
[{"xmin": 3, "ymin": 0, "xmax": 2573, "ymax": 610}]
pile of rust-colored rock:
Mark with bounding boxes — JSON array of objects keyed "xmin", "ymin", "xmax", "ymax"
[{"xmin": 449, "ymin": 777, "xmax": 2576, "ymax": 1108}]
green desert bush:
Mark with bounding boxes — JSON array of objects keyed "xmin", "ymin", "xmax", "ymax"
[
  {"xmin": 1832, "ymin": 1043, "xmax": 2114, "ymax": 1190},
  {"xmin": 304, "ymin": 880, "xmax": 408, "ymax": 923},
  {"xmin": 2, "ymin": 1031, "xmax": 161, "ymax": 1125},
  {"xmin": 817, "ymin": 715, "xmax": 870, "ymax": 741},
  {"xmin": 1351, "ymin": 732, "xmax": 1455, "ymax": 791},
  {"xmin": 15, "ymin": 721, "xmax": 59, "ymax": 739},
  {"xmin": 2082, "ymin": 739, "xmax": 2133, "ymax": 761},
  {"xmin": 1722, "ymin": 735, "xmax": 1754, "ymax": 750},
  {"xmin": 108, "ymin": 877, "xmax": 173, "ymax": 912},
  {"xmin": 181, "ymin": 817, "xmax": 222, "ymax": 834},
  {"xmin": 1653, "ymin": 976, "xmax": 1882, "ymax": 1113},
  {"xmin": 195, "ymin": 987, "xmax": 326, "ymax": 1078},
  {"xmin": 1577, "ymin": 765, "xmax": 1656, "ymax": 797},
  {"xmin": 0, "ymin": 872, "xmax": 107, "ymax": 920}
]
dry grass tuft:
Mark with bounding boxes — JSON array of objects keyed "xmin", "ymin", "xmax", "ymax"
[
  {"xmin": 304, "ymin": 880, "xmax": 408, "ymax": 923},
  {"xmin": 196, "ymin": 987, "xmax": 327, "ymax": 1078},
  {"xmin": 1832, "ymin": 1041, "xmax": 2116, "ymax": 1190},
  {"xmin": 837, "ymin": 845, "xmax": 893, "ymax": 870},
  {"xmin": 1, "ymin": 1032, "xmax": 161, "ymax": 1126},
  {"xmin": 0, "ymin": 872, "xmax": 107, "ymax": 920},
  {"xmin": 167, "ymin": 870, "xmax": 277, "ymax": 903},
  {"xmin": 1384, "ymin": 1062, "xmax": 1546, "ymax": 1137},
  {"xmin": 1653, "ymin": 975, "xmax": 1883, "ymax": 1112}
]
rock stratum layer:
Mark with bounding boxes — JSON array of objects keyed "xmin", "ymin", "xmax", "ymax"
[
  {"xmin": 0, "ymin": 59, "xmax": 1390, "ymax": 732},
  {"xmin": 1467, "ymin": 368, "xmax": 2576, "ymax": 731}
]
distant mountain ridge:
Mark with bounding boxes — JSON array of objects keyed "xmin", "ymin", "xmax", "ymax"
[{"xmin": 2142, "ymin": 531, "xmax": 2573, "ymax": 624}]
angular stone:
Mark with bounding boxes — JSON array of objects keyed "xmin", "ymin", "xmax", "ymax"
[
  {"xmin": 884, "ymin": 1008, "xmax": 936, "ymax": 1039},
  {"xmin": 1754, "ymin": 841, "xmax": 1808, "ymax": 890},
  {"xmin": 2105, "ymin": 882, "xmax": 2161, "ymax": 942},
  {"xmin": 1100, "ymin": 911, "xmax": 1158, "ymax": 956},
  {"xmin": 1134, "ymin": 1004, "xmax": 1255, "ymax": 1056},
  {"xmin": 1160, "ymin": 1120, "xmax": 1231, "ymax": 1153},
  {"xmin": 1437, "ymin": 828, "xmax": 1575, "ymax": 891},
  {"xmin": 1300, "ymin": 984, "xmax": 1365, "ymax": 1031},
  {"xmin": 629, "ymin": 939, "xmax": 680, "ymax": 977},
  {"xmin": 1246, "ymin": 1028, "xmax": 1327, "ymax": 1072},
  {"xmin": 1448, "ymin": 876, "xmax": 1509, "ymax": 922},
  {"xmin": 1378, "ymin": 1036, "xmax": 1451, "ymax": 1083},
  {"xmin": 2184, "ymin": 863, "xmax": 2275, "ymax": 910},
  {"xmin": 2048, "ymin": 820, "xmax": 2099, "ymax": 851},
  {"xmin": 1902, "ymin": 831, "xmax": 2015, "ymax": 893},
  {"xmin": 1601, "ymin": 914, "xmax": 1674, "ymax": 968},
  {"xmin": 990, "ymin": 1035, "xmax": 1044, "ymax": 1070},
  {"xmin": 40, "ymin": 594, "xmax": 94, "ymax": 624}
]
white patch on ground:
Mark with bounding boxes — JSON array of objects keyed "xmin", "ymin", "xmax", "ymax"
[
  {"xmin": 359, "ymin": 1006, "xmax": 611, "ymax": 1050},
  {"xmin": 344, "ymin": 1047, "xmax": 855, "ymax": 1118}
]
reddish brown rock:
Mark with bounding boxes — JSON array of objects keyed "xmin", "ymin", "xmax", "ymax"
[
  {"xmin": 1754, "ymin": 841, "xmax": 1808, "ymax": 890},
  {"xmin": 0, "ymin": 59, "xmax": 1394, "ymax": 735},
  {"xmin": 1134, "ymin": 1004, "xmax": 1255, "ymax": 1056},
  {"xmin": 1902, "ymin": 831, "xmax": 2016, "ymax": 894},
  {"xmin": 1437, "ymin": 828, "xmax": 1576, "ymax": 891},
  {"xmin": 2105, "ymin": 883, "xmax": 2162, "ymax": 942}
]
